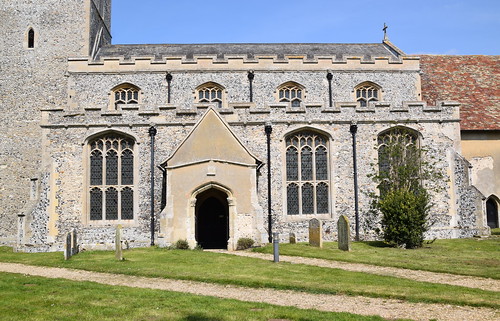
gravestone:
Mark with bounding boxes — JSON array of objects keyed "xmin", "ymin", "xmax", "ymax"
[
  {"xmin": 115, "ymin": 224, "xmax": 124, "ymax": 261},
  {"xmin": 309, "ymin": 218, "xmax": 323, "ymax": 248},
  {"xmin": 64, "ymin": 232, "xmax": 72, "ymax": 260},
  {"xmin": 289, "ymin": 232, "xmax": 296, "ymax": 244},
  {"xmin": 338, "ymin": 215, "xmax": 351, "ymax": 251},
  {"xmin": 71, "ymin": 229, "xmax": 78, "ymax": 256}
]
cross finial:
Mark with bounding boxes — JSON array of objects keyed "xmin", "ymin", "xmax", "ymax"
[{"xmin": 383, "ymin": 23, "xmax": 389, "ymax": 41}]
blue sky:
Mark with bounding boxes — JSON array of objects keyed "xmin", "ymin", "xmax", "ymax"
[{"xmin": 111, "ymin": 0, "xmax": 500, "ymax": 55}]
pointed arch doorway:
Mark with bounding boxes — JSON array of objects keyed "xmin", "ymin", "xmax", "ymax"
[
  {"xmin": 195, "ymin": 188, "xmax": 229, "ymax": 249},
  {"xmin": 486, "ymin": 197, "xmax": 499, "ymax": 229}
]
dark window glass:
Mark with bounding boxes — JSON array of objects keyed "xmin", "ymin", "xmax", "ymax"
[
  {"xmin": 90, "ymin": 188, "xmax": 102, "ymax": 220},
  {"xmin": 287, "ymin": 184, "xmax": 299, "ymax": 215},
  {"xmin": 106, "ymin": 150, "xmax": 118, "ymax": 185},
  {"xmin": 301, "ymin": 147, "xmax": 313, "ymax": 180},
  {"xmin": 121, "ymin": 149, "xmax": 134, "ymax": 185},
  {"xmin": 302, "ymin": 183, "xmax": 314, "ymax": 214},
  {"xmin": 106, "ymin": 188, "xmax": 118, "ymax": 220},
  {"xmin": 90, "ymin": 150, "xmax": 103, "ymax": 185},
  {"xmin": 316, "ymin": 183, "xmax": 329, "ymax": 214},
  {"xmin": 121, "ymin": 187, "xmax": 134, "ymax": 220},
  {"xmin": 286, "ymin": 147, "xmax": 298, "ymax": 181},
  {"xmin": 315, "ymin": 146, "xmax": 328, "ymax": 180},
  {"xmin": 28, "ymin": 29, "xmax": 35, "ymax": 48}
]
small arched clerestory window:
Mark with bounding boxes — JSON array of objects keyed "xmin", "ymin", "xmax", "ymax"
[
  {"xmin": 88, "ymin": 133, "xmax": 135, "ymax": 222},
  {"xmin": 355, "ymin": 82, "xmax": 381, "ymax": 107},
  {"xmin": 111, "ymin": 83, "xmax": 141, "ymax": 109},
  {"xmin": 486, "ymin": 197, "xmax": 499, "ymax": 228},
  {"xmin": 196, "ymin": 82, "xmax": 225, "ymax": 108},
  {"xmin": 377, "ymin": 127, "xmax": 420, "ymax": 194},
  {"xmin": 285, "ymin": 130, "xmax": 330, "ymax": 215},
  {"xmin": 278, "ymin": 82, "xmax": 304, "ymax": 107},
  {"xmin": 28, "ymin": 28, "xmax": 35, "ymax": 48}
]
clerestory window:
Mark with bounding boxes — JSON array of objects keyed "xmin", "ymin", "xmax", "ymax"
[
  {"xmin": 355, "ymin": 82, "xmax": 380, "ymax": 107},
  {"xmin": 285, "ymin": 131, "xmax": 329, "ymax": 215},
  {"xmin": 196, "ymin": 82, "xmax": 224, "ymax": 108},
  {"xmin": 278, "ymin": 82, "xmax": 304, "ymax": 107},
  {"xmin": 111, "ymin": 83, "xmax": 140, "ymax": 109},
  {"xmin": 88, "ymin": 134, "xmax": 135, "ymax": 221}
]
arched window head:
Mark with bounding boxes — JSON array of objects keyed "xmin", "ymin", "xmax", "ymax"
[
  {"xmin": 196, "ymin": 82, "xmax": 225, "ymax": 108},
  {"xmin": 285, "ymin": 130, "xmax": 329, "ymax": 215},
  {"xmin": 377, "ymin": 127, "xmax": 420, "ymax": 194},
  {"xmin": 278, "ymin": 82, "xmax": 304, "ymax": 107},
  {"xmin": 88, "ymin": 133, "xmax": 135, "ymax": 222},
  {"xmin": 26, "ymin": 28, "xmax": 35, "ymax": 49},
  {"xmin": 111, "ymin": 83, "xmax": 141, "ymax": 109},
  {"xmin": 355, "ymin": 82, "xmax": 381, "ymax": 107},
  {"xmin": 486, "ymin": 197, "xmax": 499, "ymax": 228}
]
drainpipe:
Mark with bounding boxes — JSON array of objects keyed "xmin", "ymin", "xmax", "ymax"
[
  {"xmin": 265, "ymin": 122, "xmax": 273, "ymax": 243},
  {"xmin": 248, "ymin": 71, "xmax": 254, "ymax": 102},
  {"xmin": 350, "ymin": 124, "xmax": 360, "ymax": 241},
  {"xmin": 326, "ymin": 71, "xmax": 333, "ymax": 107},
  {"xmin": 149, "ymin": 126, "xmax": 157, "ymax": 246},
  {"xmin": 166, "ymin": 72, "xmax": 172, "ymax": 104}
]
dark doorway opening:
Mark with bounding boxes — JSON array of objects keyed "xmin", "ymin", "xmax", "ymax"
[
  {"xmin": 195, "ymin": 188, "xmax": 229, "ymax": 249},
  {"xmin": 486, "ymin": 197, "xmax": 499, "ymax": 228}
]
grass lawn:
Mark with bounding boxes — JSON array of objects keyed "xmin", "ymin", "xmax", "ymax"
[
  {"xmin": 0, "ymin": 272, "xmax": 404, "ymax": 321},
  {"xmin": 0, "ymin": 246, "xmax": 498, "ymax": 309},
  {"xmin": 491, "ymin": 228, "xmax": 500, "ymax": 236},
  {"xmin": 253, "ymin": 238, "xmax": 500, "ymax": 279}
]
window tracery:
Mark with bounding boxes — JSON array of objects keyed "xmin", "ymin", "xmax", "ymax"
[
  {"xmin": 196, "ymin": 82, "xmax": 224, "ymax": 108},
  {"xmin": 285, "ymin": 131, "xmax": 329, "ymax": 215},
  {"xmin": 113, "ymin": 85, "xmax": 139, "ymax": 107},
  {"xmin": 278, "ymin": 82, "xmax": 304, "ymax": 107},
  {"xmin": 88, "ymin": 134, "xmax": 135, "ymax": 221},
  {"xmin": 355, "ymin": 82, "xmax": 380, "ymax": 107}
]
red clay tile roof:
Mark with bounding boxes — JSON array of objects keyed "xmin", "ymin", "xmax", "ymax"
[{"xmin": 420, "ymin": 55, "xmax": 500, "ymax": 130}]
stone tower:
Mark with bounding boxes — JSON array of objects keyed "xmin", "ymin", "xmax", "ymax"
[{"xmin": 0, "ymin": 0, "xmax": 111, "ymax": 246}]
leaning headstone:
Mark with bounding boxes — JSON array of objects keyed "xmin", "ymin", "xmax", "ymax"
[
  {"xmin": 64, "ymin": 232, "xmax": 72, "ymax": 260},
  {"xmin": 115, "ymin": 224, "xmax": 124, "ymax": 261},
  {"xmin": 309, "ymin": 218, "xmax": 323, "ymax": 248},
  {"xmin": 289, "ymin": 232, "xmax": 296, "ymax": 244},
  {"xmin": 337, "ymin": 215, "xmax": 351, "ymax": 251},
  {"xmin": 71, "ymin": 229, "xmax": 78, "ymax": 256}
]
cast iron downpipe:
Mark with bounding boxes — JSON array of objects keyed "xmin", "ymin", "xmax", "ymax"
[
  {"xmin": 248, "ymin": 71, "xmax": 254, "ymax": 102},
  {"xmin": 265, "ymin": 122, "xmax": 273, "ymax": 243},
  {"xmin": 149, "ymin": 126, "xmax": 157, "ymax": 246},
  {"xmin": 166, "ymin": 72, "xmax": 173, "ymax": 104},
  {"xmin": 350, "ymin": 124, "xmax": 360, "ymax": 241},
  {"xmin": 326, "ymin": 71, "xmax": 333, "ymax": 107}
]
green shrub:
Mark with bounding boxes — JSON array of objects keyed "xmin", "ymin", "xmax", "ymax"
[
  {"xmin": 236, "ymin": 238, "xmax": 254, "ymax": 250},
  {"xmin": 174, "ymin": 239, "xmax": 190, "ymax": 250},
  {"xmin": 377, "ymin": 188, "xmax": 430, "ymax": 249}
]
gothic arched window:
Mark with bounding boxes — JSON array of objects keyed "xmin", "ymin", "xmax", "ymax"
[
  {"xmin": 111, "ymin": 83, "xmax": 141, "ymax": 109},
  {"xmin": 28, "ymin": 28, "xmax": 35, "ymax": 48},
  {"xmin": 88, "ymin": 134, "xmax": 135, "ymax": 221},
  {"xmin": 278, "ymin": 82, "xmax": 304, "ymax": 107},
  {"xmin": 377, "ymin": 127, "xmax": 420, "ymax": 194},
  {"xmin": 196, "ymin": 82, "xmax": 225, "ymax": 108},
  {"xmin": 285, "ymin": 131, "xmax": 329, "ymax": 215},
  {"xmin": 355, "ymin": 82, "xmax": 381, "ymax": 107}
]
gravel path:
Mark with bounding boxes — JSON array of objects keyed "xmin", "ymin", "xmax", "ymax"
[
  {"xmin": 209, "ymin": 250, "xmax": 500, "ymax": 292},
  {"xmin": 0, "ymin": 262, "xmax": 498, "ymax": 321}
]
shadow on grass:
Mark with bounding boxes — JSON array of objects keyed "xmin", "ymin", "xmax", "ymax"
[
  {"xmin": 183, "ymin": 314, "xmax": 223, "ymax": 321},
  {"xmin": 364, "ymin": 241, "xmax": 392, "ymax": 248}
]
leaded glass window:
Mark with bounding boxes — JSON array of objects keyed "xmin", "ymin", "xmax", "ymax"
[
  {"xmin": 355, "ymin": 82, "xmax": 380, "ymax": 107},
  {"xmin": 197, "ymin": 82, "xmax": 224, "ymax": 108},
  {"xmin": 278, "ymin": 82, "xmax": 304, "ymax": 107},
  {"xmin": 285, "ymin": 131, "xmax": 330, "ymax": 215},
  {"xmin": 88, "ymin": 134, "xmax": 135, "ymax": 221},
  {"xmin": 113, "ymin": 85, "xmax": 140, "ymax": 108}
]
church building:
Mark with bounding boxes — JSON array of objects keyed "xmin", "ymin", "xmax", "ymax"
[{"xmin": 0, "ymin": 0, "xmax": 492, "ymax": 252}]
